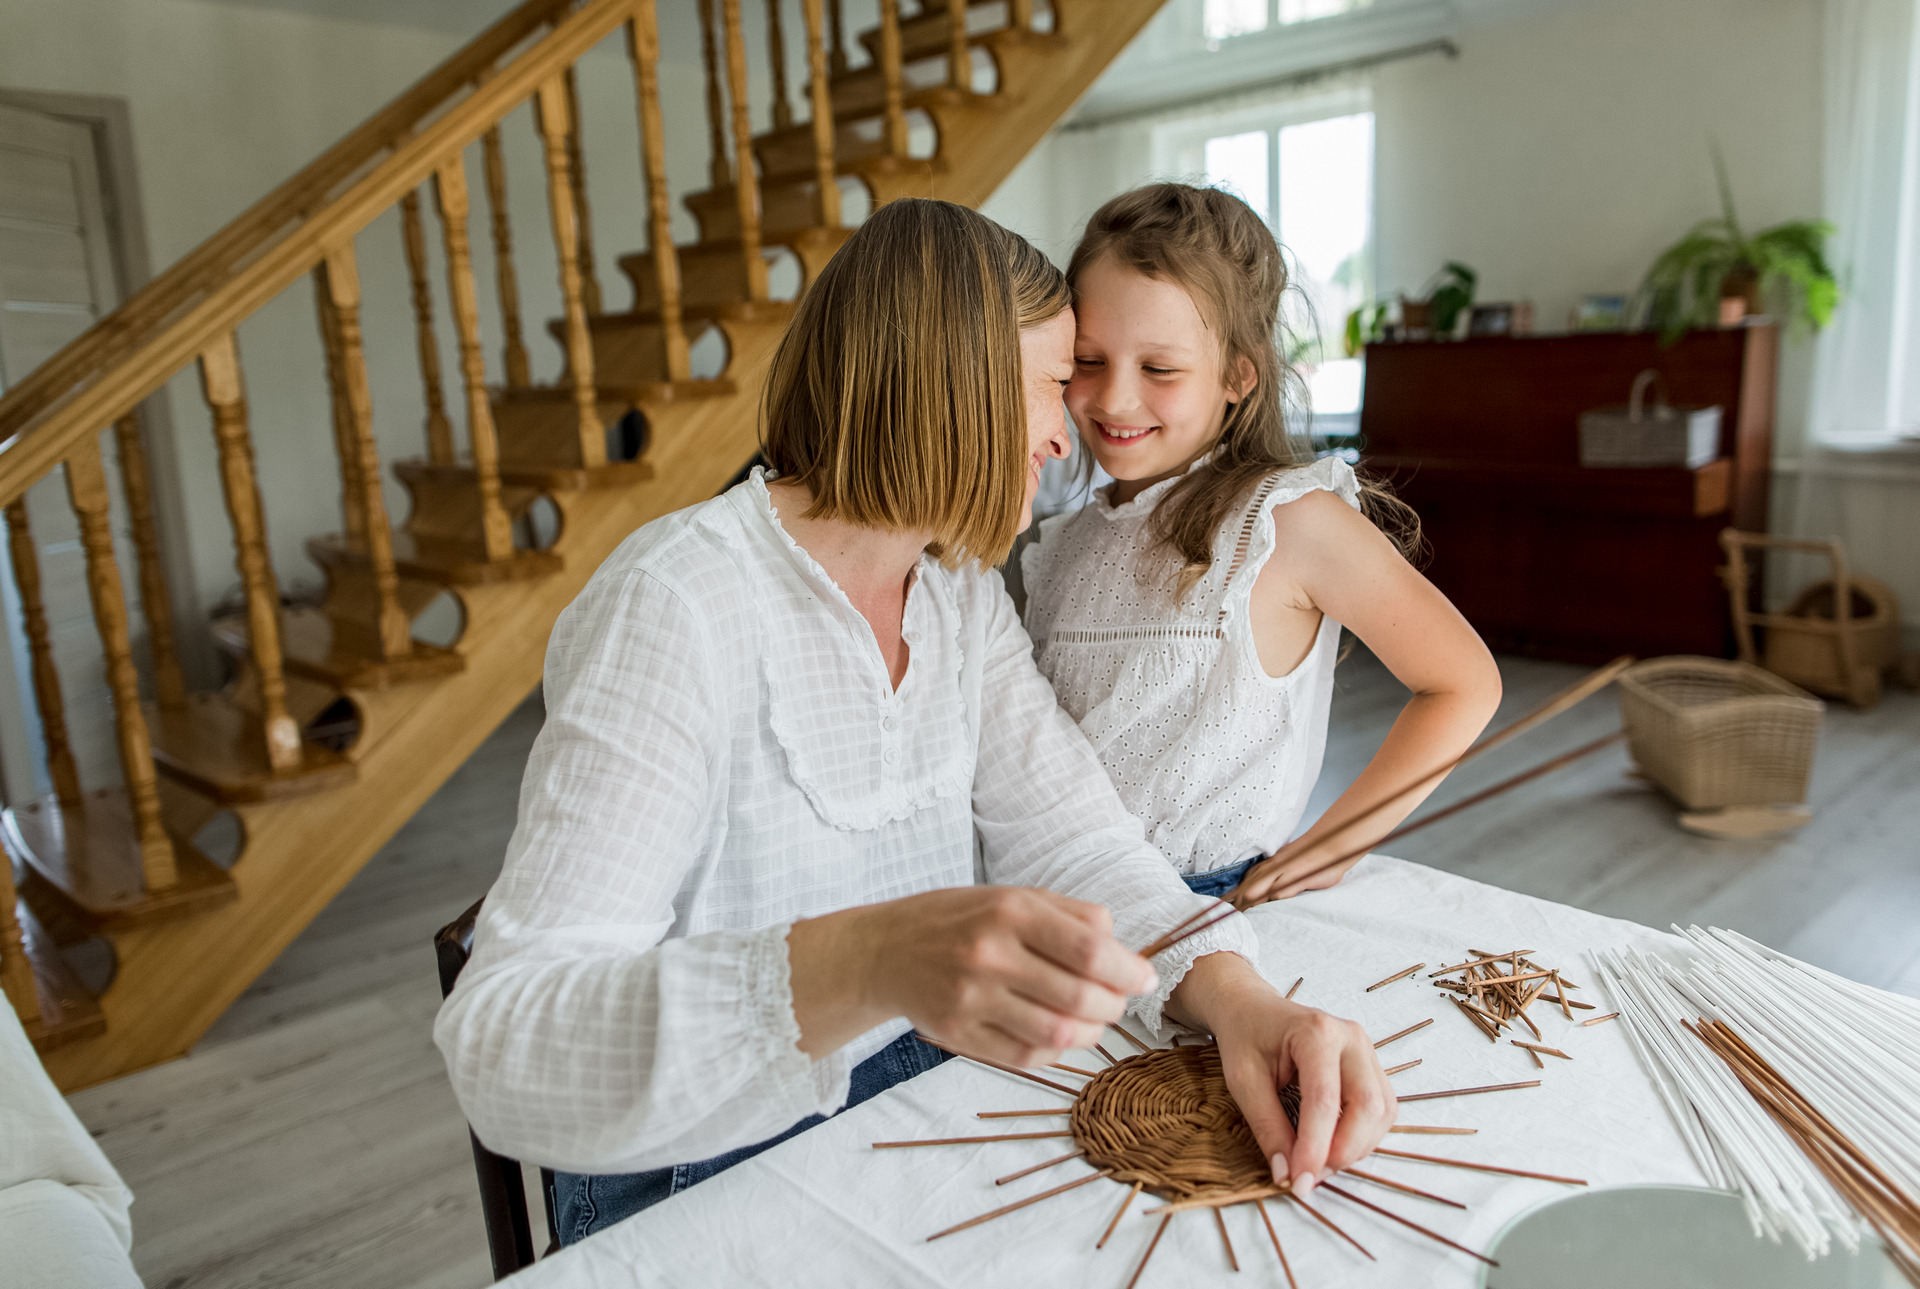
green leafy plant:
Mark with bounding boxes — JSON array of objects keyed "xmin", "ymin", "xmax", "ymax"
[
  {"xmin": 1343, "ymin": 262, "xmax": 1478, "ymax": 355},
  {"xmin": 1637, "ymin": 150, "xmax": 1839, "ymax": 342}
]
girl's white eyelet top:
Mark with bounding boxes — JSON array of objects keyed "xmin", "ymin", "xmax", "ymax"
[
  {"xmin": 1022, "ymin": 455, "xmax": 1362, "ymax": 877},
  {"xmin": 434, "ymin": 469, "xmax": 1255, "ymax": 1174}
]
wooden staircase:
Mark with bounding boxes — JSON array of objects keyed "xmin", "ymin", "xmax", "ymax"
[{"xmin": 0, "ymin": 0, "xmax": 1165, "ymax": 1091}]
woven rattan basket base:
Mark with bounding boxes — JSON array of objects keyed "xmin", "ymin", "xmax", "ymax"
[{"xmin": 1069, "ymin": 1044, "xmax": 1274, "ymax": 1201}]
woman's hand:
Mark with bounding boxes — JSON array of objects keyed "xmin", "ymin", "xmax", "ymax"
[
  {"xmin": 787, "ymin": 887, "xmax": 1158, "ymax": 1068},
  {"xmin": 1168, "ymin": 952, "xmax": 1395, "ymax": 1194},
  {"xmin": 1231, "ymin": 839, "xmax": 1360, "ymax": 907}
]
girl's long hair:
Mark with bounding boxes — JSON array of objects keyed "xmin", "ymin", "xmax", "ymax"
[{"xmin": 1067, "ymin": 183, "xmax": 1420, "ymax": 593}]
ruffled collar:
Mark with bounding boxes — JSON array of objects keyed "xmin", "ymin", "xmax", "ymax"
[{"xmin": 1094, "ymin": 451, "xmax": 1214, "ymax": 521}]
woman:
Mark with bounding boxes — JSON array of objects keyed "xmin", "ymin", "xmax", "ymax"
[{"xmin": 435, "ymin": 200, "xmax": 1394, "ymax": 1245}]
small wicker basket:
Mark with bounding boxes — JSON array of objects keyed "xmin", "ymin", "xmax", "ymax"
[{"xmin": 1618, "ymin": 657, "xmax": 1823, "ymax": 811}]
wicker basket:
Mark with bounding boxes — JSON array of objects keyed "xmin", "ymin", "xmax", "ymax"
[{"xmin": 1618, "ymin": 657, "xmax": 1823, "ymax": 810}]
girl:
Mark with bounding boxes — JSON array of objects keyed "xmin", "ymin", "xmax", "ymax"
[{"xmin": 1023, "ymin": 183, "xmax": 1504, "ymax": 906}]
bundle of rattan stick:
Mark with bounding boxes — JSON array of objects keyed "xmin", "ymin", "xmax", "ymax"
[
  {"xmin": 1424, "ymin": 950, "xmax": 1602, "ymax": 1064},
  {"xmin": 1592, "ymin": 928, "xmax": 1920, "ymax": 1279}
]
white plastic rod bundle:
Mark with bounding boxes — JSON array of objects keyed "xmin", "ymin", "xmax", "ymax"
[{"xmin": 1590, "ymin": 926, "xmax": 1920, "ymax": 1264}]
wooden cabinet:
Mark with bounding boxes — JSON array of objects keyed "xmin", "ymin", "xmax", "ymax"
[{"xmin": 1357, "ymin": 327, "xmax": 1776, "ymax": 663}]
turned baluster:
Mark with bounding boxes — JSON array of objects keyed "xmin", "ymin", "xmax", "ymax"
[
  {"xmin": 4, "ymin": 501, "xmax": 81, "ymax": 804},
  {"xmin": 827, "ymin": 0, "xmax": 848, "ymax": 75},
  {"xmin": 1011, "ymin": 0, "xmax": 1032, "ymax": 32},
  {"xmin": 879, "ymin": 0, "xmax": 909, "ymax": 157},
  {"xmin": 0, "ymin": 848, "xmax": 37, "ymax": 1026},
  {"xmin": 65, "ymin": 437, "xmax": 176, "ymax": 891},
  {"xmin": 627, "ymin": 0, "xmax": 692, "ymax": 381},
  {"xmin": 313, "ymin": 267, "xmax": 370, "ymax": 550},
  {"xmin": 719, "ymin": 0, "xmax": 769, "ymax": 302},
  {"xmin": 562, "ymin": 67, "xmax": 604, "ymax": 317},
  {"xmin": 480, "ymin": 126, "xmax": 533, "ymax": 389},
  {"xmin": 766, "ymin": 0, "xmax": 794, "ymax": 131},
  {"xmin": 111, "ymin": 414, "xmax": 187, "ymax": 710},
  {"xmin": 433, "ymin": 156, "xmax": 516, "ymax": 560},
  {"xmin": 534, "ymin": 76, "xmax": 607, "ymax": 469},
  {"xmin": 801, "ymin": 0, "xmax": 842, "ymax": 226},
  {"xmin": 399, "ymin": 190, "xmax": 456, "ymax": 465},
  {"xmin": 698, "ymin": 0, "xmax": 731, "ymax": 190},
  {"xmin": 199, "ymin": 332, "xmax": 302, "ymax": 772},
  {"xmin": 320, "ymin": 242, "xmax": 413, "ymax": 660},
  {"xmin": 948, "ymin": 0, "xmax": 970, "ymax": 90}
]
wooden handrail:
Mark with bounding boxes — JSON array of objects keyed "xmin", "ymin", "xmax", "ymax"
[
  {"xmin": 0, "ymin": 0, "xmax": 644, "ymax": 510},
  {"xmin": 0, "ymin": 0, "xmax": 570, "ymax": 448}
]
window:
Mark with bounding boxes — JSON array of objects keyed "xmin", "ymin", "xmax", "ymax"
[
  {"xmin": 1160, "ymin": 95, "xmax": 1375, "ymax": 430},
  {"xmin": 1202, "ymin": 0, "xmax": 1375, "ymax": 42}
]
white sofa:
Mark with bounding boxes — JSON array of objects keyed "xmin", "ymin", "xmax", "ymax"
[{"xmin": 0, "ymin": 1003, "xmax": 141, "ymax": 1289}]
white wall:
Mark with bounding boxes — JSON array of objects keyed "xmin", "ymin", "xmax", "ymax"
[{"xmin": 0, "ymin": 0, "xmax": 718, "ymax": 629}]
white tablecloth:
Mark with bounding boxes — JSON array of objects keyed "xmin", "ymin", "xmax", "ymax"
[{"xmin": 503, "ymin": 857, "xmax": 1711, "ymax": 1287}]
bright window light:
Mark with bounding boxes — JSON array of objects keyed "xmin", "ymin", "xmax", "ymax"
[
  {"xmin": 1203, "ymin": 0, "xmax": 1268, "ymax": 40},
  {"xmin": 1279, "ymin": 0, "xmax": 1374, "ymax": 24},
  {"xmin": 1203, "ymin": 130, "xmax": 1271, "ymax": 226},
  {"xmin": 1278, "ymin": 112, "xmax": 1373, "ymax": 413}
]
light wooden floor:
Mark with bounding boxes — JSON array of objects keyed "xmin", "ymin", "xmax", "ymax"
[{"xmin": 66, "ymin": 653, "xmax": 1920, "ymax": 1288}]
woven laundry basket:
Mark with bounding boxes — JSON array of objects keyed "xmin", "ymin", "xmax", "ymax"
[{"xmin": 1618, "ymin": 657, "xmax": 1823, "ymax": 810}]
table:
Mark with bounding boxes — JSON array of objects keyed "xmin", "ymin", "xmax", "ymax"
[{"xmin": 503, "ymin": 857, "xmax": 1712, "ymax": 1287}]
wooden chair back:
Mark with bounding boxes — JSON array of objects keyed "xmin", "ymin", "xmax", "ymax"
[{"xmin": 436, "ymin": 897, "xmax": 560, "ymax": 1278}]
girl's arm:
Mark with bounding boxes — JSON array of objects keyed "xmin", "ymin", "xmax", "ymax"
[{"xmin": 1235, "ymin": 490, "xmax": 1502, "ymax": 904}]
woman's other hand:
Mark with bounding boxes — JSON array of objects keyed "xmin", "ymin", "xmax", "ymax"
[
  {"xmin": 1168, "ymin": 952, "xmax": 1395, "ymax": 1195},
  {"xmin": 787, "ymin": 887, "xmax": 1158, "ymax": 1068},
  {"xmin": 1231, "ymin": 839, "xmax": 1359, "ymax": 907}
]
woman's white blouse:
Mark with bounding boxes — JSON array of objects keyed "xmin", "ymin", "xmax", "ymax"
[
  {"xmin": 1022, "ymin": 456, "xmax": 1361, "ymax": 877},
  {"xmin": 434, "ymin": 470, "xmax": 1255, "ymax": 1174}
]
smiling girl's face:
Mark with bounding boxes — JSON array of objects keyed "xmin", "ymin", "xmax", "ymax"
[{"xmin": 1066, "ymin": 253, "xmax": 1253, "ymax": 504}]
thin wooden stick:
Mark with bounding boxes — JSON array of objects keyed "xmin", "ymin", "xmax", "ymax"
[
  {"xmin": 995, "ymin": 1149, "xmax": 1083, "ymax": 1186},
  {"xmin": 1523, "ymin": 1045, "xmax": 1544, "ymax": 1069},
  {"xmin": 1110, "ymin": 1023, "xmax": 1152, "ymax": 1054},
  {"xmin": 1397, "ymin": 1080, "xmax": 1542, "ymax": 1103},
  {"xmin": 1288, "ymin": 1192, "xmax": 1375, "ymax": 1260},
  {"xmin": 1319, "ymin": 1182, "xmax": 1499, "ymax": 1266},
  {"xmin": 1144, "ymin": 905, "xmax": 1238, "ymax": 959},
  {"xmin": 1389, "ymin": 1125, "xmax": 1478, "ymax": 1135},
  {"xmin": 1285, "ymin": 976, "xmax": 1304, "ymax": 1000},
  {"xmin": 1512, "ymin": 1040, "xmax": 1571, "ymax": 1060},
  {"xmin": 1580, "ymin": 1012, "xmax": 1621, "ymax": 1027},
  {"xmin": 1213, "ymin": 1205, "xmax": 1240, "ymax": 1271},
  {"xmin": 1384, "ymin": 1058, "xmax": 1422, "ymax": 1076},
  {"xmin": 1540, "ymin": 994, "xmax": 1595, "ymax": 1010},
  {"xmin": 1050, "ymin": 1062, "xmax": 1098, "ymax": 1077},
  {"xmin": 977, "ymin": 1109, "xmax": 1070, "ymax": 1118},
  {"xmin": 1141, "ymin": 902, "xmax": 1221, "ymax": 954},
  {"xmin": 874, "ymin": 1130, "xmax": 1073, "ymax": 1148},
  {"xmin": 1555, "ymin": 971, "xmax": 1574, "ymax": 1019},
  {"xmin": 1231, "ymin": 660, "xmax": 1634, "ymax": 907},
  {"xmin": 1094, "ymin": 1043, "xmax": 1118, "ymax": 1066},
  {"xmin": 914, "ymin": 1035, "xmax": 1079, "ymax": 1096},
  {"xmin": 1452, "ymin": 997, "xmax": 1501, "ymax": 1041},
  {"xmin": 1374, "ymin": 1146, "xmax": 1588, "ymax": 1185},
  {"xmin": 1373, "ymin": 1018, "xmax": 1433, "ymax": 1049},
  {"xmin": 1124, "ymin": 1214, "xmax": 1172, "ymax": 1289},
  {"xmin": 1344, "ymin": 1165, "xmax": 1466, "ymax": 1208},
  {"xmin": 1366, "ymin": 963, "xmax": 1426, "ymax": 992},
  {"xmin": 926, "ymin": 1169, "xmax": 1113, "ymax": 1241},
  {"xmin": 1255, "ymin": 1201, "xmax": 1300, "ymax": 1289},
  {"xmin": 1096, "ymin": 1181, "xmax": 1143, "ymax": 1249}
]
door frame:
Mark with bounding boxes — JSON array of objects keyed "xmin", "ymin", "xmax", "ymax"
[{"xmin": 0, "ymin": 89, "xmax": 213, "ymax": 703}]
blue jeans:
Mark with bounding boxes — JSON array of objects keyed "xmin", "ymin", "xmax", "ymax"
[
  {"xmin": 1183, "ymin": 854, "xmax": 1260, "ymax": 898},
  {"xmin": 553, "ymin": 1029, "xmax": 950, "ymax": 1244}
]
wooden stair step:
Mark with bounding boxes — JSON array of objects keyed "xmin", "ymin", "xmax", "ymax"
[
  {"xmin": 489, "ymin": 387, "xmax": 662, "ymax": 489},
  {"xmin": 856, "ymin": 3, "xmax": 1050, "ymax": 63},
  {"xmin": 617, "ymin": 228, "xmax": 856, "ymax": 312},
  {"xmin": 212, "ymin": 607, "xmax": 465, "ymax": 692},
  {"xmin": 147, "ymin": 692, "xmax": 357, "ymax": 805},
  {"xmin": 753, "ymin": 87, "xmax": 989, "ymax": 175},
  {"xmin": 8, "ymin": 789, "xmax": 236, "ymax": 933},
  {"xmin": 16, "ymin": 899, "xmax": 105, "ymax": 1052},
  {"xmin": 309, "ymin": 531, "xmax": 562, "ymax": 589}
]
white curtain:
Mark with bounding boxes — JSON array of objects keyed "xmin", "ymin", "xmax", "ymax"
[{"xmin": 1804, "ymin": 0, "xmax": 1920, "ymax": 448}]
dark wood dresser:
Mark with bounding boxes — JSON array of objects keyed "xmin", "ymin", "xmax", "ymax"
[{"xmin": 1357, "ymin": 327, "xmax": 1776, "ymax": 663}]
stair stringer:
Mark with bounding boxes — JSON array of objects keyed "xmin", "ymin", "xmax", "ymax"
[{"xmin": 39, "ymin": 319, "xmax": 788, "ymax": 1092}]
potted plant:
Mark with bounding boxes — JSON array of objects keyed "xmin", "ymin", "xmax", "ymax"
[
  {"xmin": 1344, "ymin": 262, "xmax": 1477, "ymax": 355},
  {"xmin": 1636, "ymin": 151, "xmax": 1839, "ymax": 341}
]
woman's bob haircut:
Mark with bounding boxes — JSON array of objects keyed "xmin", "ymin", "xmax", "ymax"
[{"xmin": 761, "ymin": 198, "xmax": 1069, "ymax": 568}]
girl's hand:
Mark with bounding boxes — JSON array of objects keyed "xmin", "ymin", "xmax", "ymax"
[
  {"xmin": 1231, "ymin": 843, "xmax": 1359, "ymax": 907},
  {"xmin": 1169, "ymin": 953, "xmax": 1396, "ymax": 1193},
  {"xmin": 787, "ymin": 887, "xmax": 1158, "ymax": 1068}
]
